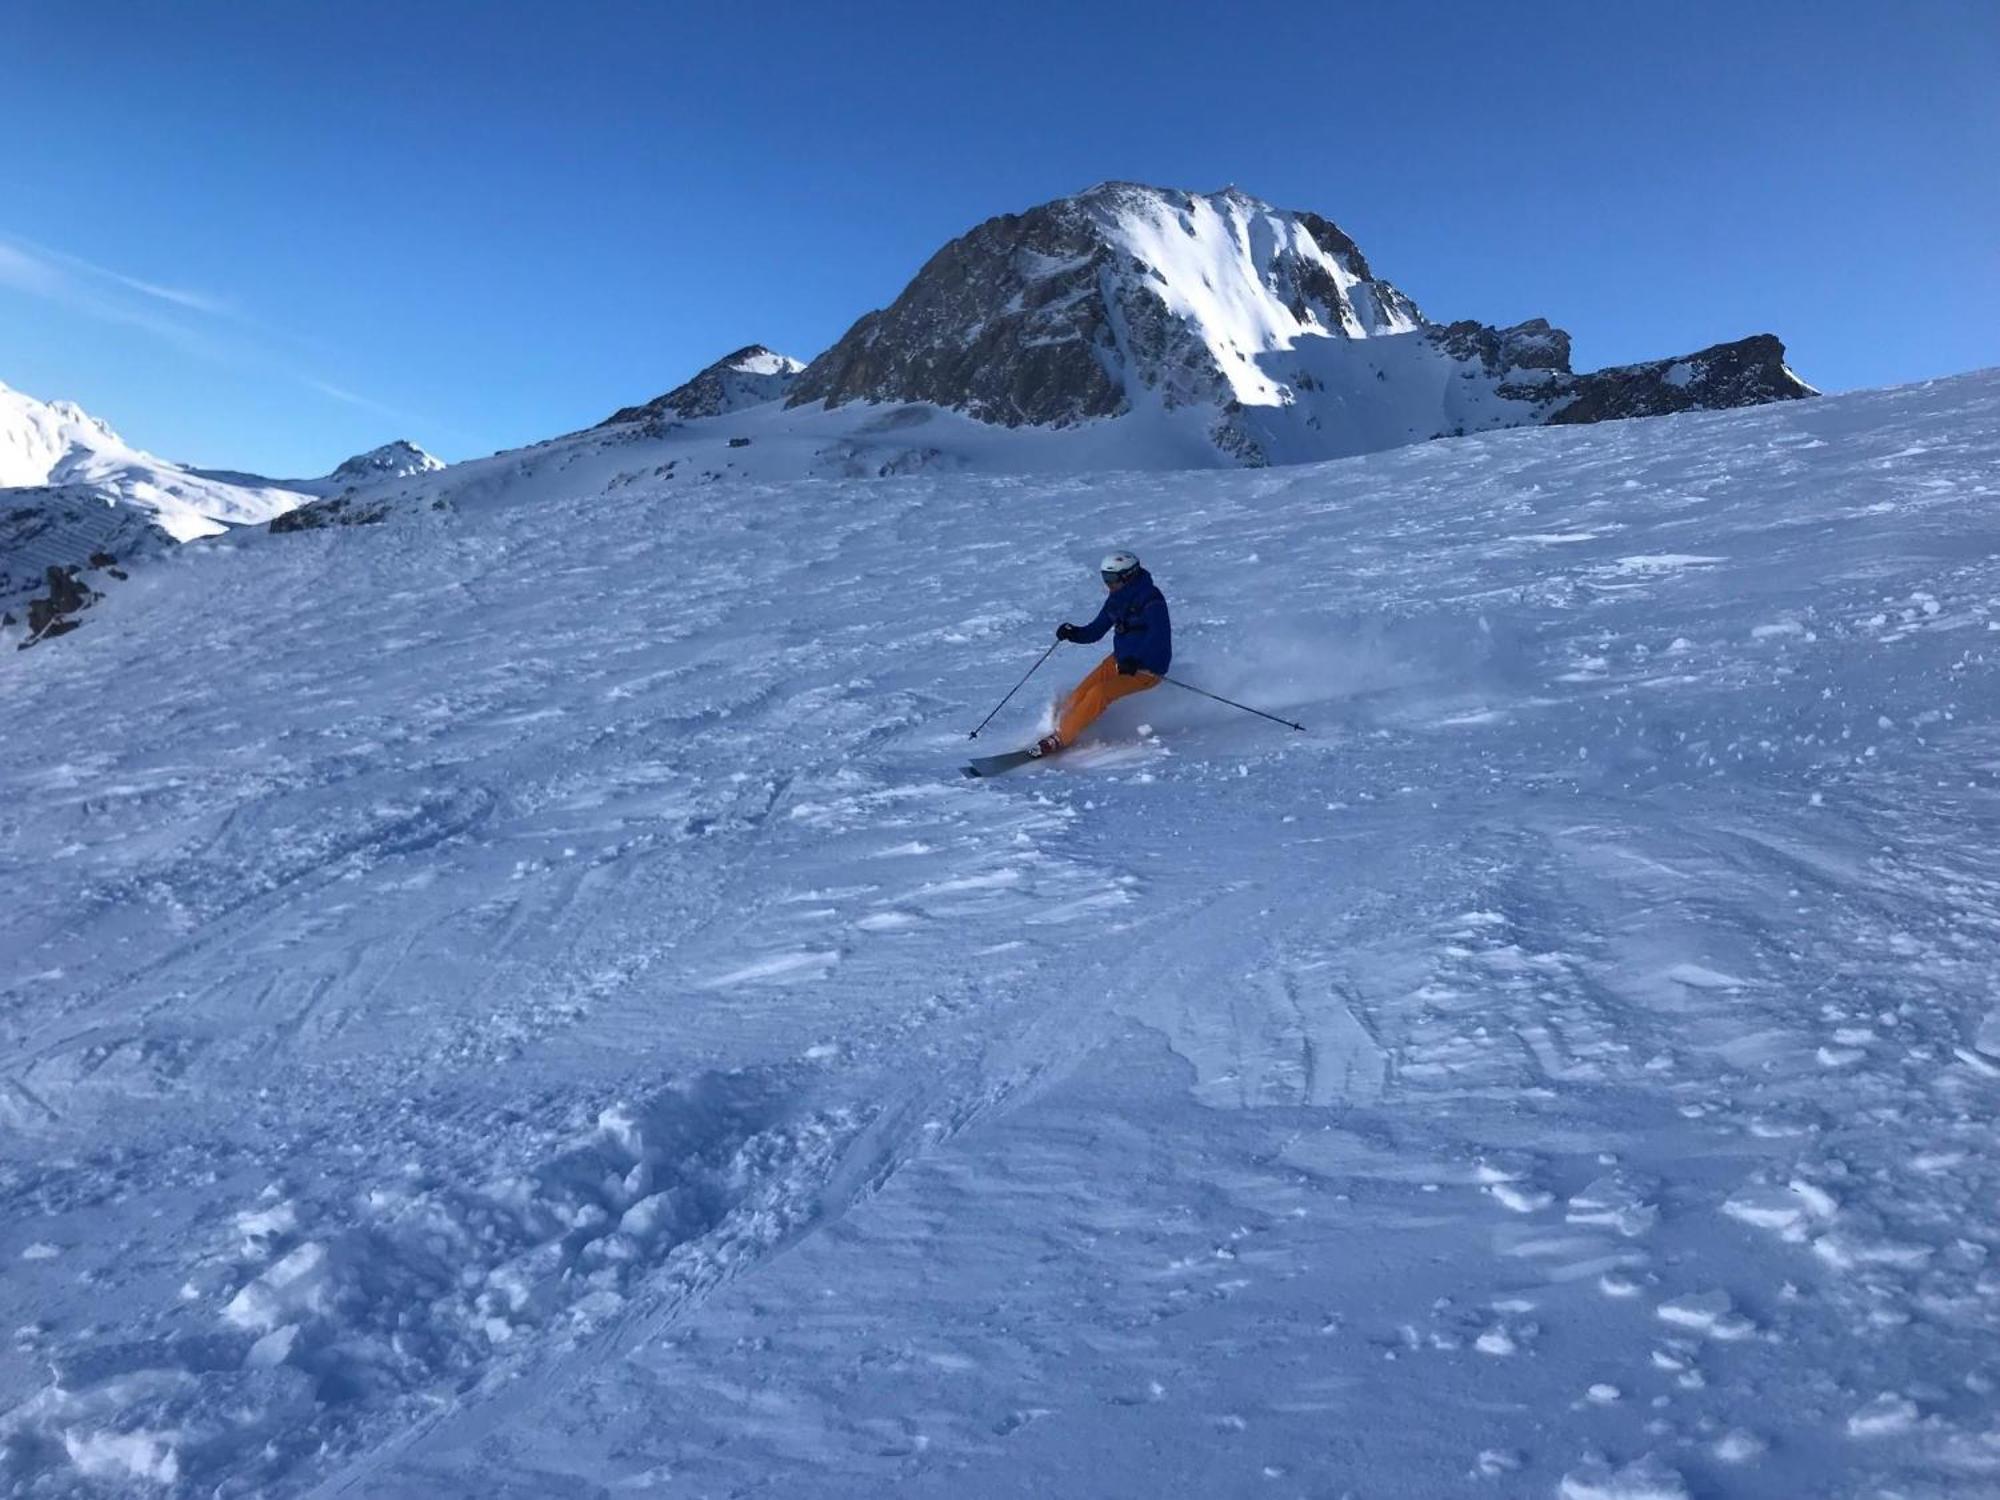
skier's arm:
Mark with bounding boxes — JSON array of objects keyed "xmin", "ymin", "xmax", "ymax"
[{"xmin": 1066, "ymin": 599, "xmax": 1114, "ymax": 644}]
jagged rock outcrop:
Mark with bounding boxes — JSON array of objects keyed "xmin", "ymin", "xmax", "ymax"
[
  {"xmin": 601, "ymin": 346, "xmax": 805, "ymax": 429},
  {"xmin": 1545, "ymin": 335, "xmax": 1811, "ymax": 425}
]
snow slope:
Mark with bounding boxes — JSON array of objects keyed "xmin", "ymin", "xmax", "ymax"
[{"xmin": 4, "ymin": 371, "xmax": 2000, "ymax": 1497}]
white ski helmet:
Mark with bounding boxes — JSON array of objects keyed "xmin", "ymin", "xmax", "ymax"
[{"xmin": 1100, "ymin": 551, "xmax": 1142, "ymax": 585}]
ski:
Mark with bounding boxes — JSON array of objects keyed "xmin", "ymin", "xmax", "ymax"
[{"xmin": 962, "ymin": 747, "xmax": 1044, "ymax": 778}]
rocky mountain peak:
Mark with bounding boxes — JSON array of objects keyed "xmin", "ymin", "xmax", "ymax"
[
  {"xmin": 783, "ymin": 181, "xmax": 1815, "ymax": 463},
  {"xmin": 600, "ymin": 345, "xmax": 806, "ymax": 428},
  {"xmin": 787, "ymin": 183, "xmax": 1422, "ymax": 433},
  {"xmin": 328, "ymin": 440, "xmax": 445, "ymax": 486}
]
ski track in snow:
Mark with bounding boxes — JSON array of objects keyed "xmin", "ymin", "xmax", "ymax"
[{"xmin": 2, "ymin": 373, "xmax": 2000, "ymax": 1495}]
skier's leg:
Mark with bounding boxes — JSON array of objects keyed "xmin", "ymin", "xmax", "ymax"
[
  {"xmin": 1054, "ymin": 656, "xmax": 1119, "ymax": 745},
  {"xmin": 1056, "ymin": 659, "xmax": 1158, "ymax": 745}
]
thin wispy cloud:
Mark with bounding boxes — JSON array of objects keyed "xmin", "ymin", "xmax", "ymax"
[
  {"xmin": 0, "ymin": 240, "xmax": 68, "ymax": 298},
  {"xmin": 304, "ymin": 378, "xmax": 427, "ymax": 430},
  {"xmin": 0, "ymin": 230, "xmax": 422, "ymax": 435},
  {"xmin": 0, "ymin": 233, "xmax": 233, "ymax": 318},
  {"xmin": 93, "ymin": 263, "xmax": 235, "ymax": 318}
]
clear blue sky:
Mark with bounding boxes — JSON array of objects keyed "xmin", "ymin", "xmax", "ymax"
[{"xmin": 2, "ymin": 0, "xmax": 1994, "ymax": 474}]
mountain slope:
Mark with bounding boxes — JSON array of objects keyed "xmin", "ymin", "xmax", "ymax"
[
  {"xmin": 3, "ymin": 369, "xmax": 1997, "ymax": 1497},
  {"xmin": 789, "ymin": 182, "xmax": 1815, "ymax": 464}
]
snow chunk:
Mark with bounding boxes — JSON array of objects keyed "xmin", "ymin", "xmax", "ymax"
[
  {"xmin": 1722, "ymin": 1178, "xmax": 1836, "ymax": 1240},
  {"xmin": 222, "ymin": 1240, "xmax": 333, "ymax": 1332},
  {"xmin": 1847, "ymin": 1392, "xmax": 1920, "ymax": 1437},
  {"xmin": 233, "ymin": 1199, "xmax": 299, "ymax": 1258},
  {"xmin": 1973, "ymin": 1005, "xmax": 2000, "ymax": 1059},
  {"xmin": 704, "ymin": 950, "xmax": 841, "ymax": 987},
  {"xmin": 61, "ymin": 1426, "xmax": 182, "ymax": 1485},
  {"xmin": 1567, "ymin": 1175, "xmax": 1658, "ymax": 1238},
  {"xmin": 1559, "ymin": 1453, "xmax": 1690, "ymax": 1500},
  {"xmin": 1655, "ymin": 1289, "xmax": 1756, "ymax": 1340},
  {"xmin": 1713, "ymin": 1429, "xmax": 1767, "ymax": 1463}
]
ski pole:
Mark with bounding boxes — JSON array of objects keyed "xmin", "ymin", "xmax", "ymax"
[
  {"xmin": 968, "ymin": 640, "xmax": 1060, "ymax": 739},
  {"xmin": 1160, "ymin": 674, "xmax": 1306, "ymax": 732}
]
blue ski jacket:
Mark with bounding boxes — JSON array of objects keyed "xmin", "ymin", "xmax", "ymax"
[{"xmin": 1071, "ymin": 568, "xmax": 1172, "ymax": 675}]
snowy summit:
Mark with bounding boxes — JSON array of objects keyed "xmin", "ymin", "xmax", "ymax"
[{"xmin": 601, "ymin": 344, "xmax": 808, "ymax": 427}]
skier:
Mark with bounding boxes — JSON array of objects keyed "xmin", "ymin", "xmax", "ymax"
[{"xmin": 1034, "ymin": 551, "xmax": 1172, "ymax": 757}]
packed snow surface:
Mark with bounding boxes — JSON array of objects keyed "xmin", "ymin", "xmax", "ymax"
[{"xmin": 4, "ymin": 371, "xmax": 2000, "ymax": 1497}]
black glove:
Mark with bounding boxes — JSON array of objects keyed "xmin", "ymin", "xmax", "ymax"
[
  {"xmin": 1055, "ymin": 622, "xmax": 1078, "ymax": 642},
  {"xmin": 1116, "ymin": 657, "xmax": 1140, "ymax": 676}
]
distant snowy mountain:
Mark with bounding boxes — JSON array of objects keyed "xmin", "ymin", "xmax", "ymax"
[
  {"xmin": 0, "ymin": 377, "xmax": 437, "ymax": 614},
  {"xmin": 0, "ymin": 379, "xmax": 304, "ymax": 542},
  {"xmin": 788, "ymin": 182, "xmax": 1815, "ymax": 464},
  {"xmin": 601, "ymin": 345, "xmax": 806, "ymax": 427}
]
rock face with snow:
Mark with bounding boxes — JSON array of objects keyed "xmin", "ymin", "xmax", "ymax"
[
  {"xmin": 789, "ymin": 184, "xmax": 1422, "ymax": 433},
  {"xmin": 788, "ymin": 182, "xmax": 1815, "ymax": 464},
  {"xmin": 601, "ymin": 346, "xmax": 805, "ymax": 429}
]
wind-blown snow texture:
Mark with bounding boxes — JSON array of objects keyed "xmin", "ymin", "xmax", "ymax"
[{"xmin": 4, "ymin": 371, "xmax": 2000, "ymax": 1497}]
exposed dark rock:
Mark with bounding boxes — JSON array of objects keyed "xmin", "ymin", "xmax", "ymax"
[
  {"xmin": 19, "ymin": 563, "xmax": 99, "ymax": 647},
  {"xmin": 88, "ymin": 550, "xmax": 118, "ymax": 569},
  {"xmin": 1546, "ymin": 334, "xmax": 1814, "ymax": 425},
  {"xmin": 269, "ymin": 495, "xmax": 393, "ymax": 533},
  {"xmin": 1, "ymin": 490, "xmax": 176, "ymax": 605}
]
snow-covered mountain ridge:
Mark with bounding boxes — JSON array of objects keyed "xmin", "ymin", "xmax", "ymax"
[
  {"xmin": 3, "ymin": 368, "xmax": 1998, "ymax": 1496},
  {"xmin": 0, "ymin": 378, "xmax": 439, "ymax": 610},
  {"xmin": 786, "ymin": 182, "xmax": 1816, "ymax": 463}
]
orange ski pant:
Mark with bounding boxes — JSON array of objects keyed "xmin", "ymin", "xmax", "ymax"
[{"xmin": 1056, "ymin": 655, "xmax": 1161, "ymax": 746}]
